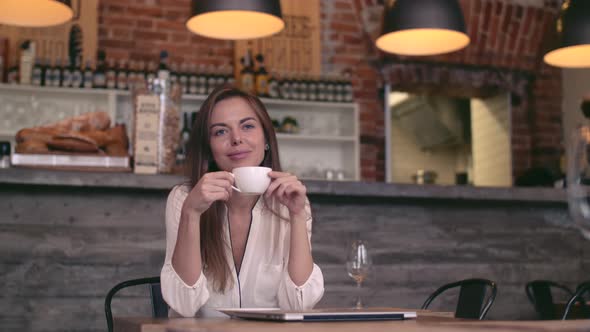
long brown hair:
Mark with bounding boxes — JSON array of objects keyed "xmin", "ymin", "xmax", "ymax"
[{"xmin": 186, "ymin": 85, "xmax": 282, "ymax": 292}]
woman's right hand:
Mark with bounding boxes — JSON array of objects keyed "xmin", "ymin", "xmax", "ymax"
[{"xmin": 183, "ymin": 171, "xmax": 234, "ymax": 215}]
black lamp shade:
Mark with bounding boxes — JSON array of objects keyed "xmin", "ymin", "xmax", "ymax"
[
  {"xmin": 187, "ymin": 0, "xmax": 284, "ymax": 40},
  {"xmin": 376, "ymin": 0, "xmax": 470, "ymax": 56},
  {"xmin": 544, "ymin": 0, "xmax": 590, "ymax": 68},
  {"xmin": 0, "ymin": 0, "xmax": 73, "ymax": 27}
]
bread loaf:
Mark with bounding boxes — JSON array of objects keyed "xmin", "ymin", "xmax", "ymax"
[
  {"xmin": 15, "ymin": 112, "xmax": 129, "ymax": 156},
  {"xmin": 49, "ymin": 111, "xmax": 111, "ymax": 131}
]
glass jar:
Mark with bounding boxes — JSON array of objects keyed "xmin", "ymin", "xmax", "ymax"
[
  {"xmin": 0, "ymin": 141, "xmax": 10, "ymax": 168},
  {"xmin": 132, "ymin": 77, "xmax": 181, "ymax": 174}
]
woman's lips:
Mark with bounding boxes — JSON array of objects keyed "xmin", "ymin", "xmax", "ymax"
[{"xmin": 227, "ymin": 151, "xmax": 250, "ymax": 160}]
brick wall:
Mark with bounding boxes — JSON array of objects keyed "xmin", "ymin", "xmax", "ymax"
[
  {"xmin": 97, "ymin": 0, "xmax": 564, "ymax": 182},
  {"xmin": 98, "ymin": 0, "xmax": 233, "ymax": 66}
]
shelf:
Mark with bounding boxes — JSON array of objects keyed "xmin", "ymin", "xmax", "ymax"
[
  {"xmin": 260, "ymin": 97, "xmax": 355, "ymax": 109},
  {"xmin": 0, "ymin": 83, "xmax": 360, "ymax": 181},
  {"xmin": 0, "ymin": 83, "xmax": 119, "ymax": 96},
  {"xmin": 276, "ymin": 134, "xmax": 356, "ymax": 142},
  {"xmin": 0, "ymin": 84, "xmax": 356, "ymax": 108}
]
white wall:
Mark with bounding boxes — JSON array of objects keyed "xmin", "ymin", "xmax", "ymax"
[{"xmin": 471, "ymin": 94, "xmax": 512, "ymax": 187}]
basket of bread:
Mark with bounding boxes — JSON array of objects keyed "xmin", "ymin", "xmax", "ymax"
[{"xmin": 12, "ymin": 111, "xmax": 131, "ymax": 171}]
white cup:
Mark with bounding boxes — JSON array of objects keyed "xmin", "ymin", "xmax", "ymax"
[{"xmin": 230, "ymin": 166, "xmax": 272, "ymax": 195}]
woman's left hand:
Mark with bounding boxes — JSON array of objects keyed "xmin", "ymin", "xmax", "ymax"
[{"xmin": 265, "ymin": 171, "xmax": 307, "ymax": 217}]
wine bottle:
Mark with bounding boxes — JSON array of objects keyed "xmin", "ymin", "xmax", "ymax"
[
  {"xmin": 93, "ymin": 50, "xmax": 106, "ymax": 89},
  {"xmin": 116, "ymin": 59, "xmax": 128, "ymax": 90},
  {"xmin": 72, "ymin": 57, "xmax": 83, "ymax": 89}
]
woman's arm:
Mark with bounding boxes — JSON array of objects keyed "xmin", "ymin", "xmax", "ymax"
[
  {"xmin": 171, "ymin": 209, "xmax": 203, "ymax": 285},
  {"xmin": 266, "ymin": 171, "xmax": 314, "ymax": 285},
  {"xmin": 171, "ymin": 171, "xmax": 234, "ymax": 285},
  {"xmin": 287, "ymin": 211, "xmax": 314, "ymax": 285}
]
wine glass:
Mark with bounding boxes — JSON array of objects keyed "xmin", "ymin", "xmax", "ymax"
[
  {"xmin": 567, "ymin": 125, "xmax": 590, "ymax": 240},
  {"xmin": 346, "ymin": 239, "xmax": 372, "ymax": 309}
]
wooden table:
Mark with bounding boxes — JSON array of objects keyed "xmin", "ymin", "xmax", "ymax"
[{"xmin": 114, "ymin": 310, "xmax": 590, "ymax": 332}]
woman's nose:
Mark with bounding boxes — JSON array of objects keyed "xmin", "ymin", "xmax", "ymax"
[{"xmin": 231, "ymin": 133, "xmax": 242, "ymax": 146}]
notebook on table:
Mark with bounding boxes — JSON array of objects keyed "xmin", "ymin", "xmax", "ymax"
[{"xmin": 217, "ymin": 308, "xmax": 417, "ymax": 322}]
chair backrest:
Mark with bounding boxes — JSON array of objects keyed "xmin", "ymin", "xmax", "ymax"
[
  {"xmin": 562, "ymin": 282, "xmax": 590, "ymax": 320},
  {"xmin": 421, "ymin": 278, "xmax": 497, "ymax": 320},
  {"xmin": 525, "ymin": 280, "xmax": 572, "ymax": 320},
  {"xmin": 105, "ymin": 276, "xmax": 168, "ymax": 332}
]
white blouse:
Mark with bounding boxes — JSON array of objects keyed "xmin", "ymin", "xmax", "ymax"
[{"xmin": 160, "ymin": 185, "xmax": 325, "ymax": 318}]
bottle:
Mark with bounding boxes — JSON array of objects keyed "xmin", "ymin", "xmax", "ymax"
[
  {"xmin": 268, "ymin": 71, "xmax": 280, "ymax": 99},
  {"xmin": 197, "ymin": 64, "xmax": 207, "ymax": 95},
  {"xmin": 43, "ymin": 59, "xmax": 54, "ymax": 87},
  {"xmin": 7, "ymin": 60, "xmax": 18, "ymax": 85},
  {"xmin": 62, "ymin": 58, "xmax": 74, "ymax": 88},
  {"xmin": 215, "ymin": 66, "xmax": 225, "ymax": 88},
  {"xmin": 169, "ymin": 62, "xmax": 179, "ymax": 88},
  {"xmin": 207, "ymin": 66, "xmax": 217, "ymax": 94},
  {"xmin": 279, "ymin": 72, "xmax": 291, "ymax": 100},
  {"xmin": 19, "ymin": 40, "xmax": 35, "ymax": 85},
  {"xmin": 51, "ymin": 58, "xmax": 63, "ymax": 87},
  {"xmin": 300, "ymin": 75, "xmax": 309, "ymax": 101},
  {"xmin": 308, "ymin": 76, "xmax": 318, "ymax": 101},
  {"xmin": 158, "ymin": 50, "xmax": 170, "ymax": 80},
  {"xmin": 137, "ymin": 60, "xmax": 147, "ymax": 86},
  {"xmin": 32, "ymin": 58, "xmax": 43, "ymax": 86},
  {"xmin": 344, "ymin": 77, "xmax": 353, "ymax": 102},
  {"xmin": 191, "ymin": 111, "xmax": 197, "ymax": 127},
  {"xmin": 255, "ymin": 54, "xmax": 269, "ymax": 97},
  {"xmin": 226, "ymin": 65, "xmax": 236, "ymax": 86},
  {"xmin": 317, "ymin": 76, "xmax": 326, "ymax": 101},
  {"xmin": 177, "ymin": 112, "xmax": 191, "ymax": 164},
  {"xmin": 0, "ymin": 55, "xmax": 4, "ymax": 83},
  {"xmin": 116, "ymin": 59, "xmax": 128, "ymax": 90},
  {"xmin": 146, "ymin": 60, "xmax": 156, "ymax": 83},
  {"xmin": 71, "ymin": 57, "xmax": 83, "ymax": 89},
  {"xmin": 93, "ymin": 50, "xmax": 106, "ymax": 88},
  {"xmin": 41, "ymin": 58, "xmax": 50, "ymax": 86},
  {"xmin": 239, "ymin": 50, "xmax": 255, "ymax": 94},
  {"xmin": 335, "ymin": 78, "xmax": 344, "ymax": 102},
  {"xmin": 291, "ymin": 74, "xmax": 301, "ymax": 100},
  {"xmin": 178, "ymin": 62, "xmax": 189, "ymax": 94},
  {"xmin": 188, "ymin": 63, "xmax": 198, "ymax": 95},
  {"xmin": 106, "ymin": 58, "xmax": 117, "ymax": 89},
  {"xmin": 83, "ymin": 60, "xmax": 93, "ymax": 89},
  {"xmin": 325, "ymin": 76, "xmax": 335, "ymax": 102}
]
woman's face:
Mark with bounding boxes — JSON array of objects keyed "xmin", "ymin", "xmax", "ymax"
[{"xmin": 208, "ymin": 97, "xmax": 266, "ymax": 172}]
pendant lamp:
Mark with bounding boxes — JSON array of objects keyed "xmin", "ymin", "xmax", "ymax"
[
  {"xmin": 0, "ymin": 0, "xmax": 73, "ymax": 27},
  {"xmin": 376, "ymin": 0, "xmax": 470, "ymax": 56},
  {"xmin": 544, "ymin": 0, "xmax": 590, "ymax": 68},
  {"xmin": 187, "ymin": 0, "xmax": 284, "ymax": 40}
]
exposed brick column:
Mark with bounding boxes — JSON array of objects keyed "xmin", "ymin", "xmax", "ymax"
[
  {"xmin": 530, "ymin": 64, "xmax": 563, "ymax": 171},
  {"xmin": 322, "ymin": 0, "xmax": 385, "ymax": 181}
]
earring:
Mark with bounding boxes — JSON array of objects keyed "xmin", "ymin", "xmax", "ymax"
[{"xmin": 265, "ymin": 143, "xmax": 270, "ymax": 151}]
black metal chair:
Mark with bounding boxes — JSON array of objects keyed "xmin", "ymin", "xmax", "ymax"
[
  {"xmin": 105, "ymin": 276, "xmax": 168, "ymax": 332},
  {"xmin": 525, "ymin": 280, "xmax": 573, "ymax": 320},
  {"xmin": 421, "ymin": 278, "xmax": 497, "ymax": 320},
  {"xmin": 562, "ymin": 282, "xmax": 590, "ymax": 320}
]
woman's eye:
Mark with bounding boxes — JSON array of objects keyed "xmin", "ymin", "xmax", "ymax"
[
  {"xmin": 213, "ymin": 129, "xmax": 227, "ymax": 136},
  {"xmin": 243, "ymin": 123, "xmax": 255, "ymax": 130}
]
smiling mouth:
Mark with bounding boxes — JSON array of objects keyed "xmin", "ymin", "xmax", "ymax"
[{"xmin": 227, "ymin": 151, "xmax": 250, "ymax": 160}]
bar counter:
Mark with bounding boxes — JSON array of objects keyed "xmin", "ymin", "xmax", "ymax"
[
  {"xmin": 0, "ymin": 167, "xmax": 566, "ymax": 203},
  {"xmin": 1, "ymin": 167, "xmax": 587, "ymax": 331}
]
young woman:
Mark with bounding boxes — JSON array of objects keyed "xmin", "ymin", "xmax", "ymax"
[{"xmin": 160, "ymin": 85, "xmax": 324, "ymax": 317}]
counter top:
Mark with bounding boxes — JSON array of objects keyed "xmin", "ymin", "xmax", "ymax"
[{"xmin": 0, "ymin": 168, "xmax": 567, "ymax": 203}]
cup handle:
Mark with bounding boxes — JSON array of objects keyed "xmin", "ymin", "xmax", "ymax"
[{"xmin": 229, "ymin": 173, "xmax": 241, "ymax": 192}]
